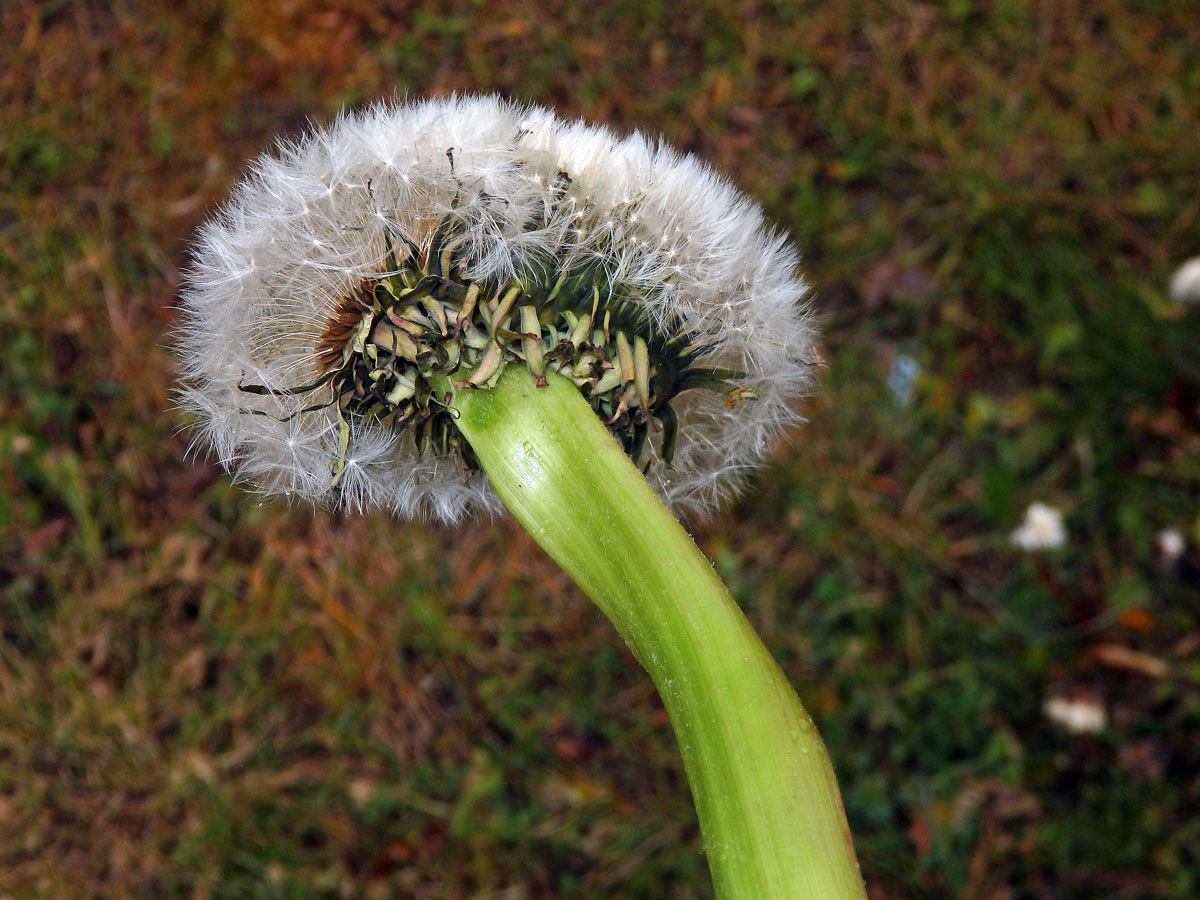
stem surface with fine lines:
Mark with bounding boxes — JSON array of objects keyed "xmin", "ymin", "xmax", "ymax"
[{"xmin": 445, "ymin": 366, "xmax": 866, "ymax": 900}]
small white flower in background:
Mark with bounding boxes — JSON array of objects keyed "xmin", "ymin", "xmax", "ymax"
[
  {"xmin": 1169, "ymin": 257, "xmax": 1200, "ymax": 305},
  {"xmin": 1156, "ymin": 527, "xmax": 1186, "ymax": 564},
  {"xmin": 1011, "ymin": 502, "xmax": 1066, "ymax": 550},
  {"xmin": 176, "ymin": 95, "xmax": 817, "ymax": 522},
  {"xmin": 1043, "ymin": 693, "xmax": 1106, "ymax": 735},
  {"xmin": 886, "ymin": 351, "xmax": 919, "ymax": 406}
]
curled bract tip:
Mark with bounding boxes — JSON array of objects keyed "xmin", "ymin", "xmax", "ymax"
[{"xmin": 176, "ymin": 94, "xmax": 817, "ymax": 522}]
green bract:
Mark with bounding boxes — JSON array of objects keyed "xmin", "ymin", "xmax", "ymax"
[{"xmin": 239, "ymin": 208, "xmax": 751, "ymax": 487}]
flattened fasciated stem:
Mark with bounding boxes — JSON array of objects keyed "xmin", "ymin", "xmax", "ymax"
[{"xmin": 443, "ymin": 366, "xmax": 866, "ymax": 900}]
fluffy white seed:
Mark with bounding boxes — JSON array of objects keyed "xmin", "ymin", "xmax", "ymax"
[
  {"xmin": 1156, "ymin": 527, "xmax": 1186, "ymax": 563},
  {"xmin": 1011, "ymin": 502, "xmax": 1066, "ymax": 551},
  {"xmin": 1169, "ymin": 257, "xmax": 1200, "ymax": 305},
  {"xmin": 176, "ymin": 95, "xmax": 817, "ymax": 521},
  {"xmin": 1043, "ymin": 694, "xmax": 1106, "ymax": 735}
]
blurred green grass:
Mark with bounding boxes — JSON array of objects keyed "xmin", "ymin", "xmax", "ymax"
[{"xmin": 2, "ymin": 0, "xmax": 1199, "ymax": 897}]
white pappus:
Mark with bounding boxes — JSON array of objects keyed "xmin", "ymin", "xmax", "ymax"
[{"xmin": 176, "ymin": 95, "xmax": 818, "ymax": 522}]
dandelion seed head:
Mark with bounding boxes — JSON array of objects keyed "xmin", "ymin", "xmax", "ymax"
[{"xmin": 177, "ymin": 95, "xmax": 817, "ymax": 521}]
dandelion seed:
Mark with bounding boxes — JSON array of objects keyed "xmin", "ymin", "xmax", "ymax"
[
  {"xmin": 176, "ymin": 95, "xmax": 816, "ymax": 521},
  {"xmin": 1011, "ymin": 502, "xmax": 1066, "ymax": 551},
  {"xmin": 1156, "ymin": 527, "xmax": 1185, "ymax": 563},
  {"xmin": 1043, "ymin": 693, "xmax": 1106, "ymax": 734},
  {"xmin": 1169, "ymin": 257, "xmax": 1200, "ymax": 305}
]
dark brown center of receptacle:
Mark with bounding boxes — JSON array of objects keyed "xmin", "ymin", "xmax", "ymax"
[{"xmin": 314, "ymin": 286, "xmax": 374, "ymax": 373}]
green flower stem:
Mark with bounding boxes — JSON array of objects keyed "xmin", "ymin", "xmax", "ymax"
[{"xmin": 444, "ymin": 366, "xmax": 866, "ymax": 900}]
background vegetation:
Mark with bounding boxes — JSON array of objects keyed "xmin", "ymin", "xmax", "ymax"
[{"xmin": 2, "ymin": 0, "xmax": 1198, "ymax": 897}]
